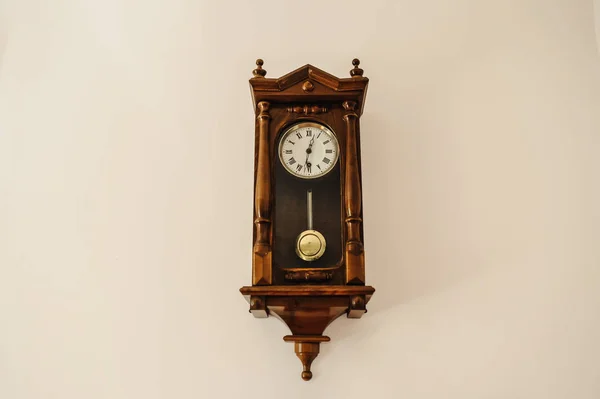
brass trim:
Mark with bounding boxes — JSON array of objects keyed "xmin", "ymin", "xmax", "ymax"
[
  {"xmin": 277, "ymin": 122, "xmax": 340, "ymax": 180},
  {"xmin": 295, "ymin": 229, "xmax": 327, "ymax": 261}
]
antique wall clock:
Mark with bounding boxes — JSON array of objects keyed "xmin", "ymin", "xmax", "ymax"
[{"xmin": 240, "ymin": 59, "xmax": 375, "ymax": 381}]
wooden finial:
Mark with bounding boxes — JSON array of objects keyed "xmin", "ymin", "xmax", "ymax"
[
  {"xmin": 284, "ymin": 335, "xmax": 330, "ymax": 381},
  {"xmin": 350, "ymin": 58, "xmax": 363, "ymax": 77},
  {"xmin": 253, "ymin": 59, "xmax": 267, "ymax": 77}
]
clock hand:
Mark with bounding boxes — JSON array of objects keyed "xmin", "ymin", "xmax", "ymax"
[{"xmin": 304, "ymin": 137, "xmax": 315, "ymax": 172}]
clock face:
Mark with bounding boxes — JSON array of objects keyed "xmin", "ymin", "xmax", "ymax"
[{"xmin": 278, "ymin": 122, "xmax": 340, "ymax": 179}]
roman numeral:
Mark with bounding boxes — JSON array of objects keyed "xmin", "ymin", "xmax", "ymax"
[
  {"xmin": 323, "ymin": 157, "xmax": 331, "ymax": 164},
  {"xmin": 288, "ymin": 140, "xmax": 295, "ymax": 145},
  {"xmin": 296, "ymin": 132, "xmax": 302, "ymax": 139},
  {"xmin": 306, "ymin": 130, "xmax": 312, "ymax": 137},
  {"xmin": 288, "ymin": 158, "xmax": 296, "ymax": 165},
  {"xmin": 285, "ymin": 150, "xmax": 292, "ymax": 154},
  {"xmin": 325, "ymin": 149, "xmax": 333, "ymax": 154},
  {"xmin": 296, "ymin": 164, "xmax": 303, "ymax": 172},
  {"xmin": 323, "ymin": 140, "xmax": 330, "ymax": 145}
]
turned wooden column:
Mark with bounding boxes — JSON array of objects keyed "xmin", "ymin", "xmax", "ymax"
[
  {"xmin": 343, "ymin": 100, "xmax": 365, "ymax": 285},
  {"xmin": 253, "ymin": 101, "xmax": 272, "ymax": 285}
]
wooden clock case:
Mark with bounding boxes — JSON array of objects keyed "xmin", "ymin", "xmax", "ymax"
[{"xmin": 240, "ymin": 59, "xmax": 375, "ymax": 381}]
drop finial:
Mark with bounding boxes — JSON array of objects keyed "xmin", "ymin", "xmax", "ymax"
[
  {"xmin": 253, "ymin": 59, "xmax": 267, "ymax": 77},
  {"xmin": 350, "ymin": 58, "xmax": 363, "ymax": 77}
]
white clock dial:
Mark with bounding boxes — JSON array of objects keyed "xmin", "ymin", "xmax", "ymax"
[{"xmin": 278, "ymin": 122, "xmax": 340, "ymax": 179}]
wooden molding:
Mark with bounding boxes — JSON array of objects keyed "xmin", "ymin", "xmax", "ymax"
[
  {"xmin": 240, "ymin": 285, "xmax": 375, "ymax": 297},
  {"xmin": 286, "ymin": 105, "xmax": 328, "ymax": 114},
  {"xmin": 249, "ymin": 62, "xmax": 369, "ymax": 116},
  {"xmin": 284, "ymin": 270, "xmax": 333, "ymax": 282}
]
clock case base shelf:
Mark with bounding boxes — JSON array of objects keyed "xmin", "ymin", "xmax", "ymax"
[{"xmin": 240, "ymin": 285, "xmax": 375, "ymax": 380}]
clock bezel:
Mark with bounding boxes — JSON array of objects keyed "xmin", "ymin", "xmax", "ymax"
[{"xmin": 277, "ymin": 121, "xmax": 340, "ymax": 180}]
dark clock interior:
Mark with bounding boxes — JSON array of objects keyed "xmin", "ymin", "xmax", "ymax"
[{"xmin": 273, "ymin": 129, "xmax": 343, "ymax": 283}]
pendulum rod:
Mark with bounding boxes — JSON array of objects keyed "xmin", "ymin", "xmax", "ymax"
[{"xmin": 307, "ymin": 189, "xmax": 313, "ymax": 230}]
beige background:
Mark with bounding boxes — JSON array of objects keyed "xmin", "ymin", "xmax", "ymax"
[{"xmin": 1, "ymin": 0, "xmax": 600, "ymax": 398}]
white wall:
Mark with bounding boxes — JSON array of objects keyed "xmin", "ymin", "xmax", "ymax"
[
  {"xmin": 1, "ymin": 1, "xmax": 600, "ymax": 398},
  {"xmin": 595, "ymin": 0, "xmax": 600, "ymax": 53}
]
